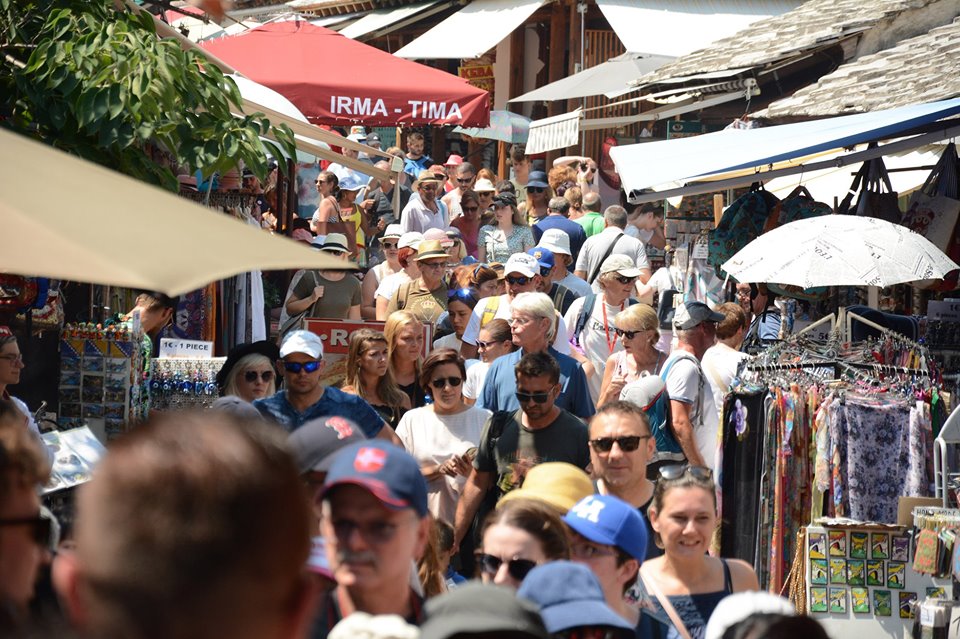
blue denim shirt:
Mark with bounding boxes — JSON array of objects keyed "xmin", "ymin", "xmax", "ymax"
[{"xmin": 253, "ymin": 386, "xmax": 385, "ymax": 437}]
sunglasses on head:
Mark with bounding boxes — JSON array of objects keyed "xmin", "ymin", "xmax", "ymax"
[
  {"xmin": 515, "ymin": 390, "xmax": 551, "ymax": 404},
  {"xmin": 430, "ymin": 376, "xmax": 462, "ymax": 390},
  {"xmin": 505, "ymin": 275, "xmax": 531, "ymax": 286},
  {"xmin": 614, "ymin": 274, "xmax": 637, "ymax": 285},
  {"xmin": 243, "ymin": 370, "xmax": 275, "ymax": 383},
  {"xmin": 0, "ymin": 515, "xmax": 52, "ymax": 548},
  {"xmin": 658, "ymin": 464, "xmax": 713, "ymax": 481},
  {"xmin": 447, "ymin": 288, "xmax": 477, "ymax": 302},
  {"xmin": 589, "ymin": 435, "xmax": 650, "ymax": 453},
  {"xmin": 283, "ymin": 360, "xmax": 321, "ymax": 374},
  {"xmin": 476, "ymin": 552, "xmax": 537, "ymax": 581},
  {"xmin": 527, "ymin": 187, "xmax": 545, "ymax": 194},
  {"xmin": 614, "ymin": 327, "xmax": 642, "ymax": 339}
]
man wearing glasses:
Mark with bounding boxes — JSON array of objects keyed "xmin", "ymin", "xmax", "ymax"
[
  {"xmin": 316, "ymin": 441, "xmax": 431, "ymax": 636},
  {"xmin": 400, "ymin": 171, "xmax": 448, "ymax": 234},
  {"xmin": 0, "ymin": 399, "xmax": 51, "ymax": 633},
  {"xmin": 587, "ymin": 401, "xmax": 662, "ymax": 560},
  {"xmin": 460, "ymin": 254, "xmax": 571, "ymax": 360},
  {"xmin": 661, "ymin": 302, "xmax": 724, "ymax": 470},
  {"xmin": 441, "ymin": 161, "xmax": 476, "ymax": 220},
  {"xmin": 254, "ymin": 331, "xmax": 400, "ymax": 444},
  {"xmin": 454, "ymin": 352, "xmax": 589, "ymax": 551}
]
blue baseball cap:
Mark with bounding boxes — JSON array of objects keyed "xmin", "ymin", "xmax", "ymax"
[
  {"xmin": 563, "ymin": 494, "xmax": 649, "ymax": 561},
  {"xmin": 321, "ymin": 441, "xmax": 428, "ymax": 516},
  {"xmin": 517, "ymin": 561, "xmax": 633, "ymax": 635},
  {"xmin": 527, "ymin": 246, "xmax": 555, "ymax": 271}
]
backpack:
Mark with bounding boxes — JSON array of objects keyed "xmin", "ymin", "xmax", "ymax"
[
  {"xmin": 572, "ymin": 294, "xmax": 639, "ymax": 348},
  {"xmin": 708, "ymin": 184, "xmax": 780, "ymax": 278},
  {"xmin": 657, "ymin": 353, "xmax": 704, "ymax": 456}
]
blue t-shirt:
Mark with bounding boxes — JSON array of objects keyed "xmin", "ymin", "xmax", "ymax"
[
  {"xmin": 253, "ymin": 387, "xmax": 385, "ymax": 437},
  {"xmin": 403, "ymin": 155, "xmax": 433, "ymax": 182},
  {"xmin": 476, "ymin": 347, "xmax": 595, "ymax": 420},
  {"xmin": 532, "ymin": 215, "xmax": 588, "ymax": 263}
]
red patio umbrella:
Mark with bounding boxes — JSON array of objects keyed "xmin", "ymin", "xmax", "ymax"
[{"xmin": 202, "ymin": 21, "xmax": 490, "ymax": 128}]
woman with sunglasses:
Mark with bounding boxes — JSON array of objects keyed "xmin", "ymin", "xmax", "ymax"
[
  {"xmin": 477, "ymin": 498, "xmax": 570, "ymax": 588},
  {"xmin": 563, "ymin": 255, "xmax": 644, "ymax": 404},
  {"xmin": 216, "ymin": 341, "xmax": 279, "ymax": 403},
  {"xmin": 395, "ymin": 349, "xmax": 491, "ymax": 523},
  {"xmin": 0, "ymin": 328, "xmax": 49, "ymax": 462},
  {"xmin": 386, "ymin": 240, "xmax": 449, "ymax": 325},
  {"xmin": 450, "ymin": 189, "xmax": 482, "ymax": 259},
  {"xmin": 341, "ymin": 329, "xmax": 411, "ymax": 429},
  {"xmin": 433, "ymin": 287, "xmax": 479, "ymax": 353},
  {"xmin": 518, "ymin": 170, "xmax": 552, "ymax": 224},
  {"xmin": 597, "ymin": 303, "xmax": 665, "ymax": 407},
  {"xmin": 361, "ymin": 224, "xmax": 403, "ymax": 320},
  {"xmin": 463, "ymin": 318, "xmax": 513, "ymax": 406},
  {"xmin": 310, "ymin": 170, "xmax": 341, "ymax": 235},
  {"xmin": 478, "ymin": 193, "xmax": 534, "ymax": 264},
  {"xmin": 636, "ymin": 465, "xmax": 759, "ymax": 639},
  {"xmin": 385, "ymin": 310, "xmax": 426, "ymax": 408}
]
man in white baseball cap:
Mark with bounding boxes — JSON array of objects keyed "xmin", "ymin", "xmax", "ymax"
[
  {"xmin": 538, "ymin": 228, "xmax": 592, "ymax": 297},
  {"xmin": 374, "ymin": 232, "xmax": 424, "ymax": 320},
  {"xmin": 254, "ymin": 330, "xmax": 400, "ymax": 444},
  {"xmin": 459, "ymin": 253, "xmax": 571, "ymax": 360}
]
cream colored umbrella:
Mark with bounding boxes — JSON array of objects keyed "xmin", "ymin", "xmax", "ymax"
[{"xmin": 0, "ymin": 128, "xmax": 350, "ymax": 297}]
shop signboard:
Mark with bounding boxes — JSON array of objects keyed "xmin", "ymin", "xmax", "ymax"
[
  {"xmin": 927, "ymin": 300, "xmax": 960, "ymax": 322},
  {"xmin": 158, "ymin": 338, "xmax": 215, "ymax": 359},
  {"xmin": 666, "ymin": 120, "xmax": 704, "ymax": 140},
  {"xmin": 303, "ymin": 319, "xmax": 433, "ymax": 387}
]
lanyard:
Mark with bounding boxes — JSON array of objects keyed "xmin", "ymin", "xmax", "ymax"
[{"xmin": 601, "ymin": 301, "xmax": 624, "ymax": 354}]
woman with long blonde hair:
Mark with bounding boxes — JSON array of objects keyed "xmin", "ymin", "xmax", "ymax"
[
  {"xmin": 384, "ymin": 310, "xmax": 426, "ymax": 408},
  {"xmin": 341, "ymin": 329, "xmax": 411, "ymax": 429}
]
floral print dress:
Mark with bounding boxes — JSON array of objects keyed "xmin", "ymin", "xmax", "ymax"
[{"xmin": 478, "ymin": 224, "xmax": 535, "ymax": 262}]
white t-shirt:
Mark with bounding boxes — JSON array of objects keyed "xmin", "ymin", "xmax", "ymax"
[
  {"xmin": 575, "ymin": 228, "xmax": 650, "ymax": 289},
  {"xmin": 558, "ymin": 272, "xmax": 593, "ymax": 298},
  {"xmin": 395, "ymin": 405, "xmax": 492, "ymax": 522},
  {"xmin": 645, "ymin": 267, "xmax": 680, "ymax": 354},
  {"xmin": 433, "ymin": 332, "xmax": 463, "ymax": 353},
  {"xmin": 563, "ymin": 296, "xmax": 626, "ymax": 404},
  {"xmin": 375, "ymin": 270, "xmax": 413, "ymax": 301},
  {"xmin": 661, "ymin": 351, "xmax": 718, "ymax": 470},
  {"xmin": 463, "ymin": 360, "xmax": 490, "ymax": 400},
  {"xmin": 701, "ymin": 342, "xmax": 748, "ymax": 421},
  {"xmin": 461, "ymin": 294, "xmax": 571, "ymax": 355}
]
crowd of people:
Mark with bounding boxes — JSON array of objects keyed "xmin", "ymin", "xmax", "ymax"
[{"xmin": 0, "ymin": 139, "xmax": 825, "ymax": 639}]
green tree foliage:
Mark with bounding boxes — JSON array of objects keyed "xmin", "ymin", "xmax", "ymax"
[{"xmin": 0, "ymin": 0, "xmax": 296, "ymax": 190}]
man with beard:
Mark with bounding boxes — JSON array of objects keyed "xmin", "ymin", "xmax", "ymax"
[{"xmin": 313, "ymin": 441, "xmax": 431, "ymax": 637}]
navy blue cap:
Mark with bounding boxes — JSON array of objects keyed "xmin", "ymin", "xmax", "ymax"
[
  {"xmin": 517, "ymin": 561, "xmax": 633, "ymax": 635},
  {"xmin": 527, "ymin": 246, "xmax": 555, "ymax": 271},
  {"xmin": 526, "ymin": 170, "xmax": 549, "ymax": 189},
  {"xmin": 321, "ymin": 441, "xmax": 428, "ymax": 516},
  {"xmin": 563, "ymin": 494, "xmax": 649, "ymax": 561}
]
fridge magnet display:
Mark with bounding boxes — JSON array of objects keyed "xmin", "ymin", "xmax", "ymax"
[
  {"xmin": 849, "ymin": 532, "xmax": 868, "ymax": 559},
  {"xmin": 871, "ymin": 533, "xmax": 889, "ymax": 559},
  {"xmin": 847, "ymin": 560, "xmax": 865, "ymax": 586},
  {"xmin": 810, "ymin": 559, "xmax": 828, "ymax": 585},
  {"xmin": 809, "ymin": 587, "xmax": 828, "ymax": 613},
  {"xmin": 866, "ymin": 560, "xmax": 884, "ymax": 586},
  {"xmin": 899, "ymin": 592, "xmax": 917, "ymax": 619},
  {"xmin": 851, "ymin": 587, "xmax": 870, "ymax": 614},
  {"xmin": 828, "ymin": 531, "xmax": 846, "ymax": 557},
  {"xmin": 887, "ymin": 561, "xmax": 905, "ymax": 589},
  {"xmin": 874, "ymin": 590, "xmax": 892, "ymax": 617},
  {"xmin": 891, "ymin": 535, "xmax": 911, "ymax": 562},
  {"xmin": 829, "ymin": 587, "xmax": 847, "ymax": 613},
  {"xmin": 809, "ymin": 532, "xmax": 826, "ymax": 559},
  {"xmin": 926, "ymin": 586, "xmax": 947, "ymax": 600},
  {"xmin": 829, "ymin": 558, "xmax": 847, "ymax": 584}
]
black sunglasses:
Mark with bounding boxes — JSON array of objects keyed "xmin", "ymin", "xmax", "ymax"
[
  {"xmin": 244, "ymin": 370, "xmax": 275, "ymax": 383},
  {"xmin": 614, "ymin": 274, "xmax": 637, "ymax": 285},
  {"xmin": 457, "ymin": 177, "xmax": 475, "ymax": 184},
  {"xmin": 614, "ymin": 328, "xmax": 642, "ymax": 339},
  {"xmin": 477, "ymin": 339, "xmax": 506, "ymax": 350},
  {"xmin": 430, "ymin": 376, "xmax": 462, "ymax": 389},
  {"xmin": 283, "ymin": 360, "xmax": 321, "ymax": 374},
  {"xmin": 589, "ymin": 435, "xmax": 650, "ymax": 453},
  {"xmin": 516, "ymin": 390, "xmax": 551, "ymax": 404},
  {"xmin": 462, "ymin": 206, "xmax": 480, "ymax": 213},
  {"xmin": 0, "ymin": 516, "xmax": 52, "ymax": 547},
  {"xmin": 527, "ymin": 187, "xmax": 545, "ymax": 193},
  {"xmin": 476, "ymin": 552, "xmax": 537, "ymax": 581},
  {"xmin": 658, "ymin": 464, "xmax": 714, "ymax": 481},
  {"xmin": 382, "ymin": 242, "xmax": 399, "ymax": 249},
  {"xmin": 505, "ymin": 275, "xmax": 531, "ymax": 286}
]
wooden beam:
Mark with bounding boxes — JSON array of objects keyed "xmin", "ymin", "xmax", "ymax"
[{"xmin": 546, "ymin": 1, "xmax": 568, "ymax": 166}]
